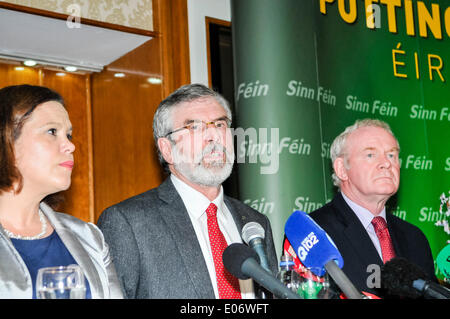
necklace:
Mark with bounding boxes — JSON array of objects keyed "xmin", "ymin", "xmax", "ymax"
[{"xmin": 2, "ymin": 210, "xmax": 47, "ymax": 240}]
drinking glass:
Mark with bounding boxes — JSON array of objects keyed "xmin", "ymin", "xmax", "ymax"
[{"xmin": 36, "ymin": 265, "xmax": 86, "ymax": 299}]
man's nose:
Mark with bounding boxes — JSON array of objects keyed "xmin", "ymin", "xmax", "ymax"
[
  {"xmin": 378, "ymin": 154, "xmax": 392, "ymax": 169},
  {"xmin": 203, "ymin": 124, "xmax": 221, "ymax": 143}
]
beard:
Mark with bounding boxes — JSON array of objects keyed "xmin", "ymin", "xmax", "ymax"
[{"xmin": 172, "ymin": 142, "xmax": 235, "ymax": 187}]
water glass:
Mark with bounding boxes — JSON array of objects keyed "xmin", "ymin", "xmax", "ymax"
[{"xmin": 36, "ymin": 265, "xmax": 86, "ymax": 299}]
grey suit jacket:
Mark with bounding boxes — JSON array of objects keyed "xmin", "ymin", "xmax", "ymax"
[
  {"xmin": 0, "ymin": 202, "xmax": 123, "ymax": 299},
  {"xmin": 97, "ymin": 177, "xmax": 278, "ymax": 299}
]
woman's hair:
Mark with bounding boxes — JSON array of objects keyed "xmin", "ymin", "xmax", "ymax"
[{"xmin": 0, "ymin": 84, "xmax": 65, "ymax": 207}]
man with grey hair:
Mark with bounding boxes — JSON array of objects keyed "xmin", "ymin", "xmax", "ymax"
[
  {"xmin": 98, "ymin": 83, "xmax": 278, "ymax": 299},
  {"xmin": 309, "ymin": 118, "xmax": 436, "ymax": 297}
]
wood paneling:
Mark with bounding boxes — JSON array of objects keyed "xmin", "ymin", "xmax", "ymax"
[
  {"xmin": 153, "ymin": 0, "xmax": 191, "ymax": 96},
  {"xmin": 0, "ymin": 63, "xmax": 40, "ymax": 87},
  {"xmin": 1, "ymin": 0, "xmax": 192, "ymax": 223},
  {"xmin": 91, "ymin": 0, "xmax": 191, "ymax": 221},
  {"xmin": 91, "ymin": 39, "xmax": 165, "ymax": 220}
]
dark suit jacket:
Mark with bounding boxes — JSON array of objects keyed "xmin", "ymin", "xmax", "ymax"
[
  {"xmin": 97, "ymin": 177, "xmax": 278, "ymax": 299},
  {"xmin": 309, "ymin": 192, "xmax": 436, "ymax": 296}
]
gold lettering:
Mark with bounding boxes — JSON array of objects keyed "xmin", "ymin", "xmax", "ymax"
[
  {"xmin": 320, "ymin": 0, "xmax": 335, "ymax": 14},
  {"xmin": 404, "ymin": 0, "xmax": 415, "ymax": 36},
  {"xmin": 338, "ymin": 0, "xmax": 357, "ymax": 23},
  {"xmin": 392, "ymin": 43, "xmax": 407, "ymax": 78},
  {"xmin": 444, "ymin": 6, "xmax": 450, "ymax": 37},
  {"xmin": 414, "ymin": 52, "xmax": 420, "ymax": 79},
  {"xmin": 365, "ymin": 0, "xmax": 379, "ymax": 29},
  {"xmin": 380, "ymin": 0, "xmax": 402, "ymax": 33},
  {"xmin": 428, "ymin": 54, "xmax": 445, "ymax": 82},
  {"xmin": 418, "ymin": 2, "xmax": 442, "ymax": 39}
]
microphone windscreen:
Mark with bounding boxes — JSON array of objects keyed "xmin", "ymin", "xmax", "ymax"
[
  {"xmin": 381, "ymin": 257, "xmax": 427, "ymax": 298},
  {"xmin": 285, "ymin": 210, "xmax": 344, "ymax": 276},
  {"xmin": 242, "ymin": 222, "xmax": 265, "ymax": 244},
  {"xmin": 223, "ymin": 243, "xmax": 260, "ymax": 279}
]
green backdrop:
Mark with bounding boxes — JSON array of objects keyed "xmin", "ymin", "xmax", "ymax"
[{"xmin": 231, "ymin": 0, "xmax": 450, "ymax": 280}]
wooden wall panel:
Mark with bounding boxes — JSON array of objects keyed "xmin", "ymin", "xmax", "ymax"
[
  {"xmin": 91, "ymin": 39, "xmax": 165, "ymax": 221},
  {"xmin": 1, "ymin": 0, "xmax": 191, "ymax": 223},
  {"xmin": 0, "ymin": 63, "xmax": 40, "ymax": 87},
  {"xmin": 153, "ymin": 0, "xmax": 191, "ymax": 96}
]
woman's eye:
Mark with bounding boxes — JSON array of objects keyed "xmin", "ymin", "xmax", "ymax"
[
  {"xmin": 48, "ymin": 128, "xmax": 57, "ymax": 136},
  {"xmin": 67, "ymin": 133, "xmax": 73, "ymax": 141}
]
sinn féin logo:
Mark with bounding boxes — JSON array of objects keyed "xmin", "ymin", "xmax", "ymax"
[{"xmin": 435, "ymin": 191, "xmax": 450, "ymax": 244}]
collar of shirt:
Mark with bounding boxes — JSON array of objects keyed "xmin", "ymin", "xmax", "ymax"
[
  {"xmin": 170, "ymin": 174, "xmax": 225, "ymax": 220},
  {"xmin": 341, "ymin": 192, "xmax": 387, "ymax": 261},
  {"xmin": 340, "ymin": 192, "xmax": 387, "ymax": 229}
]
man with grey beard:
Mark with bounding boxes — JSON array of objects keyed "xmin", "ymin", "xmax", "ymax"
[{"xmin": 97, "ymin": 84, "xmax": 278, "ymax": 299}]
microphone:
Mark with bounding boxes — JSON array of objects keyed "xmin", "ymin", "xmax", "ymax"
[
  {"xmin": 223, "ymin": 243, "xmax": 301, "ymax": 299},
  {"xmin": 381, "ymin": 257, "xmax": 450, "ymax": 299},
  {"xmin": 437, "ymin": 244, "xmax": 450, "ymax": 280},
  {"xmin": 285, "ymin": 210, "xmax": 364, "ymax": 299},
  {"xmin": 242, "ymin": 222, "xmax": 270, "ymax": 272}
]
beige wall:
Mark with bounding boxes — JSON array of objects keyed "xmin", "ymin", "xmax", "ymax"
[{"xmin": 2, "ymin": 0, "xmax": 153, "ymax": 31}]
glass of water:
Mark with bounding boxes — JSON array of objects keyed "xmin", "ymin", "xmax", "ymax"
[{"xmin": 36, "ymin": 265, "xmax": 86, "ymax": 299}]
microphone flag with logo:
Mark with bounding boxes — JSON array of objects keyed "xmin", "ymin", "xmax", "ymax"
[{"xmin": 285, "ymin": 210, "xmax": 344, "ymax": 277}]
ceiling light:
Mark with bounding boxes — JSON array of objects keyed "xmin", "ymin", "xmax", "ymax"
[
  {"xmin": 147, "ymin": 77, "xmax": 162, "ymax": 84},
  {"xmin": 114, "ymin": 72, "xmax": 125, "ymax": 78},
  {"xmin": 23, "ymin": 60, "xmax": 37, "ymax": 66},
  {"xmin": 64, "ymin": 66, "xmax": 77, "ymax": 72}
]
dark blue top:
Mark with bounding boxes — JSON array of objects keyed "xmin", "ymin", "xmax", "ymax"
[{"xmin": 11, "ymin": 231, "xmax": 92, "ymax": 299}]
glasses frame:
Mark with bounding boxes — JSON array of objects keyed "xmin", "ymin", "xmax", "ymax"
[{"xmin": 164, "ymin": 117, "xmax": 231, "ymax": 138}]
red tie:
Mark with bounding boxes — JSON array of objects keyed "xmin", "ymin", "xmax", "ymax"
[
  {"xmin": 371, "ymin": 216, "xmax": 396, "ymax": 263},
  {"xmin": 206, "ymin": 203, "xmax": 242, "ymax": 299}
]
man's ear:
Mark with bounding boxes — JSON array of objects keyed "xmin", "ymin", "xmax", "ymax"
[
  {"xmin": 158, "ymin": 137, "xmax": 173, "ymax": 165},
  {"xmin": 333, "ymin": 157, "xmax": 348, "ymax": 182}
]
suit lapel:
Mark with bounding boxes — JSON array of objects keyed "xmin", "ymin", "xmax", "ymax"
[
  {"xmin": 224, "ymin": 196, "xmax": 247, "ymax": 236},
  {"xmin": 333, "ymin": 194, "xmax": 383, "ymax": 267},
  {"xmin": 40, "ymin": 203, "xmax": 104, "ymax": 298},
  {"xmin": 156, "ymin": 179, "xmax": 215, "ymax": 298},
  {"xmin": 386, "ymin": 213, "xmax": 407, "ymax": 258}
]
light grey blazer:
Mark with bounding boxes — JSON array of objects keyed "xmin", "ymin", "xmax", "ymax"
[{"xmin": 0, "ymin": 202, "xmax": 123, "ymax": 299}]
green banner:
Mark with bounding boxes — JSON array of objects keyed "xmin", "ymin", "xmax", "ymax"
[{"xmin": 231, "ymin": 0, "xmax": 449, "ymax": 280}]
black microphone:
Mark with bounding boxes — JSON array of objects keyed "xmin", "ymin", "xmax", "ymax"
[
  {"xmin": 241, "ymin": 222, "xmax": 270, "ymax": 271},
  {"xmin": 381, "ymin": 257, "xmax": 450, "ymax": 299},
  {"xmin": 223, "ymin": 243, "xmax": 302, "ymax": 299}
]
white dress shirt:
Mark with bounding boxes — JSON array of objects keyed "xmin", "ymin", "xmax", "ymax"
[
  {"xmin": 341, "ymin": 192, "xmax": 387, "ymax": 261},
  {"xmin": 170, "ymin": 174, "xmax": 255, "ymax": 299}
]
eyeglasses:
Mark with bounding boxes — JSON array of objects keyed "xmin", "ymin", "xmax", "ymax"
[{"xmin": 164, "ymin": 117, "xmax": 231, "ymax": 137}]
